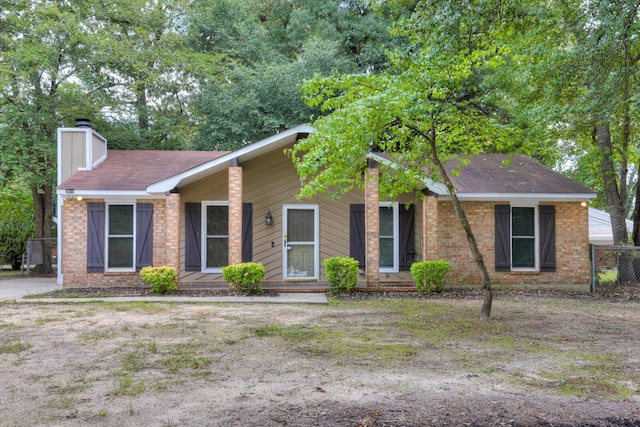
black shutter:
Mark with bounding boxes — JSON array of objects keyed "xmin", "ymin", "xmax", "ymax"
[
  {"xmin": 495, "ymin": 205, "xmax": 511, "ymax": 272},
  {"xmin": 242, "ymin": 202, "xmax": 253, "ymax": 262},
  {"xmin": 87, "ymin": 202, "xmax": 105, "ymax": 272},
  {"xmin": 399, "ymin": 204, "xmax": 415, "ymax": 271},
  {"xmin": 539, "ymin": 205, "xmax": 556, "ymax": 272},
  {"xmin": 136, "ymin": 203, "xmax": 153, "ymax": 271},
  {"xmin": 185, "ymin": 202, "xmax": 201, "ymax": 271},
  {"xmin": 350, "ymin": 204, "xmax": 365, "ymax": 269}
]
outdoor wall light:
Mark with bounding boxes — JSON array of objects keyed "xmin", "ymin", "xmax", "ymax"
[{"xmin": 265, "ymin": 211, "xmax": 273, "ymax": 226}]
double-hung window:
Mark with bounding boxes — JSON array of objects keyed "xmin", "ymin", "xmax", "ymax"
[
  {"xmin": 106, "ymin": 204, "xmax": 135, "ymax": 270},
  {"xmin": 349, "ymin": 202, "xmax": 414, "ymax": 273},
  {"xmin": 511, "ymin": 206, "xmax": 536, "ymax": 269},
  {"xmin": 86, "ymin": 202, "xmax": 153, "ymax": 273},
  {"xmin": 495, "ymin": 204, "xmax": 555, "ymax": 272},
  {"xmin": 379, "ymin": 202, "xmax": 399, "ymax": 272},
  {"xmin": 202, "ymin": 202, "xmax": 229, "ymax": 272}
]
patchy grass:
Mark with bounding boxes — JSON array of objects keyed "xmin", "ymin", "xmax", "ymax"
[
  {"xmin": 78, "ymin": 328, "xmax": 117, "ymax": 344},
  {"xmin": 110, "ymin": 370, "xmax": 146, "ymax": 397},
  {"xmin": 1, "ymin": 296, "xmax": 639, "ymax": 426},
  {"xmin": 35, "ymin": 316, "xmax": 66, "ymax": 325},
  {"xmin": 525, "ymin": 352, "xmax": 639, "ymax": 399},
  {"xmin": 105, "ymin": 301, "xmax": 177, "ymax": 313},
  {"xmin": 0, "ymin": 268, "xmax": 25, "ymax": 280},
  {"xmin": 23, "ymin": 291, "xmax": 111, "ymax": 299},
  {"xmin": 0, "ymin": 336, "xmax": 31, "ymax": 354}
]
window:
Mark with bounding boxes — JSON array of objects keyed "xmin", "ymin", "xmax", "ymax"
[
  {"xmin": 495, "ymin": 204, "xmax": 555, "ymax": 272},
  {"xmin": 86, "ymin": 202, "xmax": 153, "ymax": 273},
  {"xmin": 202, "ymin": 202, "xmax": 228, "ymax": 272},
  {"xmin": 107, "ymin": 204, "xmax": 135, "ymax": 270},
  {"xmin": 511, "ymin": 207, "xmax": 536, "ymax": 269},
  {"xmin": 379, "ymin": 202, "xmax": 398, "ymax": 272},
  {"xmin": 184, "ymin": 202, "xmax": 252, "ymax": 272},
  {"xmin": 349, "ymin": 203, "xmax": 414, "ymax": 272}
]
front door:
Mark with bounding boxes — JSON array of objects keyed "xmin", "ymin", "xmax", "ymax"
[{"xmin": 283, "ymin": 205, "xmax": 319, "ymax": 280}]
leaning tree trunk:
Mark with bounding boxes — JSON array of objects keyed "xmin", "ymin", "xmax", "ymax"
[
  {"xmin": 595, "ymin": 124, "xmax": 629, "ymax": 245},
  {"xmin": 428, "ymin": 125, "xmax": 493, "ymax": 318}
]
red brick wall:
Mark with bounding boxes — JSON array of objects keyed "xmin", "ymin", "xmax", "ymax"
[
  {"xmin": 61, "ymin": 198, "xmax": 169, "ymax": 288},
  {"xmin": 429, "ymin": 200, "xmax": 591, "ymax": 290}
]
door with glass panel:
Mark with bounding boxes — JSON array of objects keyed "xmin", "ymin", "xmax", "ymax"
[{"xmin": 283, "ymin": 205, "xmax": 318, "ymax": 280}]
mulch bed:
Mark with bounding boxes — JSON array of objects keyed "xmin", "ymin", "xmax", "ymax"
[{"xmin": 42, "ymin": 286, "xmax": 640, "ymax": 303}]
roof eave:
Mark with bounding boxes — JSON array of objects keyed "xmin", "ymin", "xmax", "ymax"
[
  {"xmin": 451, "ymin": 192, "xmax": 597, "ymax": 202},
  {"xmin": 147, "ymin": 124, "xmax": 314, "ymax": 194},
  {"xmin": 57, "ymin": 189, "xmax": 158, "ymax": 200},
  {"xmin": 366, "ymin": 152, "xmax": 449, "ymax": 195}
]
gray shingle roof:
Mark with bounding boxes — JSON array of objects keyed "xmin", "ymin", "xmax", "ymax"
[
  {"xmin": 447, "ymin": 154, "xmax": 594, "ymax": 195},
  {"xmin": 374, "ymin": 153, "xmax": 594, "ymax": 196}
]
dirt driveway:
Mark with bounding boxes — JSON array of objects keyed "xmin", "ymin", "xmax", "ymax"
[{"xmin": 1, "ymin": 294, "xmax": 639, "ymax": 426}]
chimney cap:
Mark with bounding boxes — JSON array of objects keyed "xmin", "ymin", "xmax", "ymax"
[{"xmin": 75, "ymin": 118, "xmax": 91, "ymax": 128}]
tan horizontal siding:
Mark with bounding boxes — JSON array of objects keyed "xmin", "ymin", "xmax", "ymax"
[{"xmin": 178, "ymin": 142, "xmax": 426, "ymax": 286}]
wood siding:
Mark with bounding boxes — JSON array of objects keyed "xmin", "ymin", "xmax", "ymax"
[
  {"xmin": 178, "ymin": 143, "xmax": 423, "ymax": 284},
  {"xmin": 60, "ymin": 130, "xmax": 87, "ymax": 184},
  {"xmin": 91, "ymin": 132, "xmax": 107, "ymax": 167}
]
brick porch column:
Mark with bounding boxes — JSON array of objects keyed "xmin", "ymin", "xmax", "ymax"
[
  {"xmin": 365, "ymin": 166, "xmax": 380, "ymax": 288},
  {"xmin": 423, "ymin": 195, "xmax": 438, "ymax": 260},
  {"xmin": 228, "ymin": 166, "xmax": 243, "ymax": 265},
  {"xmin": 165, "ymin": 192, "xmax": 181, "ymax": 285},
  {"xmin": 62, "ymin": 199, "xmax": 88, "ymax": 286}
]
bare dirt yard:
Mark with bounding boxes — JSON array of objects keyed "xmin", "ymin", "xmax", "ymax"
[{"xmin": 1, "ymin": 291, "xmax": 639, "ymax": 426}]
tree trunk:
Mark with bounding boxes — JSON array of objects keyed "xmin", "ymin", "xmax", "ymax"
[
  {"xmin": 632, "ymin": 162, "xmax": 640, "ymax": 245},
  {"xmin": 595, "ymin": 124, "xmax": 629, "ymax": 245},
  {"xmin": 428, "ymin": 125, "xmax": 492, "ymax": 318},
  {"xmin": 30, "ymin": 183, "xmax": 53, "ymax": 274},
  {"xmin": 136, "ymin": 83, "xmax": 149, "ymax": 133}
]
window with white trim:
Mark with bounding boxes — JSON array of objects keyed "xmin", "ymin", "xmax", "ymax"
[
  {"xmin": 379, "ymin": 202, "xmax": 399, "ymax": 272},
  {"xmin": 106, "ymin": 204, "xmax": 135, "ymax": 270},
  {"xmin": 511, "ymin": 206, "xmax": 537, "ymax": 269},
  {"xmin": 202, "ymin": 202, "xmax": 229, "ymax": 272}
]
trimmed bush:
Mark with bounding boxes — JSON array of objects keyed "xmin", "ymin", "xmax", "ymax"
[
  {"xmin": 324, "ymin": 256, "xmax": 359, "ymax": 295},
  {"xmin": 410, "ymin": 260, "xmax": 452, "ymax": 293},
  {"xmin": 222, "ymin": 262, "xmax": 266, "ymax": 295},
  {"xmin": 140, "ymin": 266, "xmax": 178, "ymax": 294}
]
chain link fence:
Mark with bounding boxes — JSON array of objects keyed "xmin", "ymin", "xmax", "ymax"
[{"xmin": 591, "ymin": 244, "xmax": 640, "ymax": 293}]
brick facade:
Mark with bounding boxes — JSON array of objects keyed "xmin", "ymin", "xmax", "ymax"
[
  {"xmin": 428, "ymin": 200, "xmax": 591, "ymax": 290},
  {"xmin": 61, "ymin": 198, "xmax": 169, "ymax": 288}
]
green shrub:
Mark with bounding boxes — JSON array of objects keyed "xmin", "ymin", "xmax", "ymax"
[
  {"xmin": 324, "ymin": 256, "xmax": 359, "ymax": 295},
  {"xmin": 222, "ymin": 262, "xmax": 266, "ymax": 295},
  {"xmin": 410, "ymin": 260, "xmax": 452, "ymax": 293},
  {"xmin": 140, "ymin": 266, "xmax": 178, "ymax": 294}
]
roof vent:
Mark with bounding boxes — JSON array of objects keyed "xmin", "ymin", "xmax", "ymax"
[{"xmin": 75, "ymin": 118, "xmax": 91, "ymax": 128}]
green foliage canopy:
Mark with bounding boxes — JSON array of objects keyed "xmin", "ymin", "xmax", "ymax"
[
  {"xmin": 190, "ymin": 0, "xmax": 405, "ymax": 150},
  {"xmin": 0, "ymin": 186, "xmax": 34, "ymax": 269},
  {"xmin": 290, "ymin": 0, "xmax": 521, "ymax": 201}
]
